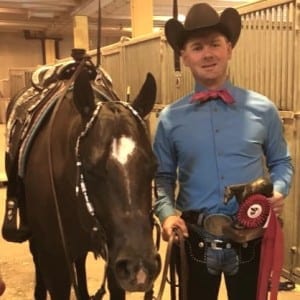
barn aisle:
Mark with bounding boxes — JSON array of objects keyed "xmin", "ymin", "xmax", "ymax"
[{"xmin": 0, "ymin": 123, "xmax": 299, "ymax": 299}]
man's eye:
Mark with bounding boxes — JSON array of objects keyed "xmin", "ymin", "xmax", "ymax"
[{"xmin": 192, "ymin": 46, "xmax": 202, "ymax": 51}]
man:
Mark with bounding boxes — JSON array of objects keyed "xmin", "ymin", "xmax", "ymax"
[{"xmin": 153, "ymin": 3, "xmax": 293, "ymax": 300}]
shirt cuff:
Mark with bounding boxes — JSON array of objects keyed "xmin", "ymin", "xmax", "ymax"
[
  {"xmin": 155, "ymin": 205, "xmax": 177, "ymax": 224},
  {"xmin": 273, "ymin": 181, "xmax": 290, "ymax": 197}
]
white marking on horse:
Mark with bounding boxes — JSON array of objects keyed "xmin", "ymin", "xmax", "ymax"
[
  {"xmin": 136, "ymin": 268, "xmax": 147, "ymax": 285},
  {"xmin": 111, "ymin": 135, "xmax": 136, "ymax": 205},
  {"xmin": 111, "ymin": 136, "xmax": 135, "ymax": 165}
]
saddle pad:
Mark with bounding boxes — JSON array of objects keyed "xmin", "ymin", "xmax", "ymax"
[
  {"xmin": 18, "ymin": 86, "xmax": 65, "ymax": 177},
  {"xmin": 6, "ymin": 82, "xmax": 65, "ymax": 178}
]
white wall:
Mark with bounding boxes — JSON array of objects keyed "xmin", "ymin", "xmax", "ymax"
[
  {"xmin": 0, "ymin": 32, "xmax": 42, "ymax": 80},
  {"xmin": 0, "ymin": 32, "xmax": 75, "ymax": 81}
]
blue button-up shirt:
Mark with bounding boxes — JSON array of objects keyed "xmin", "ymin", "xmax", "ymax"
[{"xmin": 153, "ymin": 81, "xmax": 293, "ymax": 222}]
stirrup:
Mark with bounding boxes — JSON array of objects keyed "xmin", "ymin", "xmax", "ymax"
[{"xmin": 2, "ymin": 197, "xmax": 31, "ymax": 243}]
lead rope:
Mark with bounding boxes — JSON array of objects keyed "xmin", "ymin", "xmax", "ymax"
[{"xmin": 154, "ymin": 228, "xmax": 187, "ymax": 300}]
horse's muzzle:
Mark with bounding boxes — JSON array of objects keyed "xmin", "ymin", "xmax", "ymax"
[{"xmin": 114, "ymin": 252, "xmax": 161, "ymax": 292}]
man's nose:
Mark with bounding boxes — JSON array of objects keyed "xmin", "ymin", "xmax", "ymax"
[{"xmin": 202, "ymin": 46, "xmax": 213, "ymax": 57}]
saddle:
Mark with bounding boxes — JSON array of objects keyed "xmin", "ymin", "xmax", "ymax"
[
  {"xmin": 3, "ymin": 80, "xmax": 64, "ymax": 243},
  {"xmin": 7, "ymin": 82, "xmax": 63, "ymax": 174}
]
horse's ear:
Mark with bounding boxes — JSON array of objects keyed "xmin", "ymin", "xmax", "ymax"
[
  {"xmin": 73, "ymin": 69, "xmax": 96, "ymax": 118},
  {"xmin": 131, "ymin": 73, "xmax": 156, "ymax": 118}
]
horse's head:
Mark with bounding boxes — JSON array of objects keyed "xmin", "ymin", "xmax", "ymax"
[{"xmin": 74, "ymin": 72, "xmax": 161, "ymax": 292}]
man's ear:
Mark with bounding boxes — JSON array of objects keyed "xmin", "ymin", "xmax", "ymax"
[
  {"xmin": 181, "ymin": 49, "xmax": 189, "ymax": 67},
  {"xmin": 227, "ymin": 41, "xmax": 233, "ymax": 59}
]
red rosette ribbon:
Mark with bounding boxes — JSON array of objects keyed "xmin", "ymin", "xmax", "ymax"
[{"xmin": 236, "ymin": 193, "xmax": 270, "ymax": 229}]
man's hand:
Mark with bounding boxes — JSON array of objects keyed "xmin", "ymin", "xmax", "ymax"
[
  {"xmin": 161, "ymin": 215, "xmax": 189, "ymax": 241},
  {"xmin": 267, "ymin": 191, "xmax": 284, "ymax": 217}
]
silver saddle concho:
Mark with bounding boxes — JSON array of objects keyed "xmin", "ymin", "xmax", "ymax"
[{"xmin": 222, "ymin": 177, "xmax": 274, "ymax": 243}]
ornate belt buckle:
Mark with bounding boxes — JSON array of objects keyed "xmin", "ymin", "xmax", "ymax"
[{"xmin": 203, "ymin": 214, "xmax": 233, "ymax": 236}]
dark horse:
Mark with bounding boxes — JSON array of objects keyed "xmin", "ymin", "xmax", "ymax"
[{"xmin": 4, "ymin": 51, "xmax": 161, "ymax": 299}]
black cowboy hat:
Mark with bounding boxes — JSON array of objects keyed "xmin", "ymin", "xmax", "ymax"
[{"xmin": 165, "ymin": 3, "xmax": 241, "ymax": 54}]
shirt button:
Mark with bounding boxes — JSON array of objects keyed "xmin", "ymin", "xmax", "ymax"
[
  {"xmin": 214, "ymin": 108, "xmax": 218, "ymax": 112},
  {"xmin": 215, "ymin": 129, "xmax": 219, "ymax": 133},
  {"xmin": 221, "ymin": 176, "xmax": 224, "ymax": 180}
]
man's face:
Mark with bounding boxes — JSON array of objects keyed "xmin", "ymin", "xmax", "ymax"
[{"xmin": 180, "ymin": 31, "xmax": 232, "ymax": 88}]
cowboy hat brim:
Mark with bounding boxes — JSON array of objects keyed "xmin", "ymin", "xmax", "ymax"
[{"xmin": 165, "ymin": 6, "xmax": 241, "ymax": 54}]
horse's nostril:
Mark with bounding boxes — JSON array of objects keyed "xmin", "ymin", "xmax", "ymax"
[
  {"xmin": 115, "ymin": 259, "xmax": 131, "ymax": 279},
  {"xmin": 115, "ymin": 254, "xmax": 161, "ymax": 282}
]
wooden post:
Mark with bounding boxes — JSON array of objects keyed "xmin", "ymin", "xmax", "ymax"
[
  {"xmin": 44, "ymin": 39, "xmax": 56, "ymax": 65},
  {"xmin": 130, "ymin": 0, "xmax": 153, "ymax": 37},
  {"xmin": 73, "ymin": 15, "xmax": 90, "ymax": 50},
  {"xmin": 294, "ymin": 0, "xmax": 300, "ymax": 111}
]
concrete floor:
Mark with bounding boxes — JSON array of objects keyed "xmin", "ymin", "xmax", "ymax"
[{"xmin": 0, "ymin": 124, "xmax": 299, "ymax": 299}]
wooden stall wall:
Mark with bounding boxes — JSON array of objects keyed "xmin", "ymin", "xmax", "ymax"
[
  {"xmin": 281, "ymin": 112, "xmax": 299, "ymax": 280},
  {"xmin": 9, "ymin": 68, "xmax": 35, "ymax": 98},
  {"xmin": 230, "ymin": 0, "xmax": 296, "ymax": 111},
  {"xmin": 99, "ymin": 33, "xmax": 194, "ymax": 105},
  {"xmin": 0, "ymin": 68, "xmax": 35, "ymax": 124}
]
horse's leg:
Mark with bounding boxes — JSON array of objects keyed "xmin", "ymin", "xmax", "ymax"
[
  {"xmin": 35, "ymin": 251, "xmax": 72, "ymax": 300},
  {"xmin": 75, "ymin": 254, "xmax": 90, "ymax": 299},
  {"xmin": 30, "ymin": 239, "xmax": 87, "ymax": 300},
  {"xmin": 107, "ymin": 267, "xmax": 125, "ymax": 300},
  {"xmin": 29, "ymin": 239, "xmax": 47, "ymax": 300}
]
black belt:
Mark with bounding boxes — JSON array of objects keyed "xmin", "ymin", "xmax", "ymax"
[
  {"xmin": 181, "ymin": 211, "xmax": 206, "ymax": 226},
  {"xmin": 198, "ymin": 239, "xmax": 248, "ymax": 250},
  {"xmin": 181, "ymin": 211, "xmax": 234, "ymax": 224}
]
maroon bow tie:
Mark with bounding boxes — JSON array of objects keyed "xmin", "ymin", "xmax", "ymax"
[{"xmin": 191, "ymin": 89, "xmax": 235, "ymax": 104}]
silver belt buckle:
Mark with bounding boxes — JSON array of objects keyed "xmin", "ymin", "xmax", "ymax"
[{"xmin": 210, "ymin": 239, "xmax": 224, "ymax": 250}]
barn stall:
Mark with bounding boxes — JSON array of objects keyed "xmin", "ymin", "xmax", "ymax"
[{"xmin": 3, "ymin": 0, "xmax": 300, "ymax": 286}]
